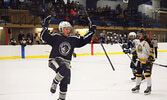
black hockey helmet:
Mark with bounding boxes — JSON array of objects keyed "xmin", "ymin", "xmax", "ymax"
[
  {"xmin": 137, "ymin": 29, "xmax": 147, "ymax": 40},
  {"xmin": 137, "ymin": 29, "xmax": 146, "ymax": 35}
]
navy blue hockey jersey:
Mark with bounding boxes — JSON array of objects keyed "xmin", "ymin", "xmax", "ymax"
[{"xmin": 40, "ymin": 28, "xmax": 94, "ymax": 62}]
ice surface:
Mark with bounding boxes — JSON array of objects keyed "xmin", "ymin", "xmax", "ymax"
[{"xmin": 0, "ymin": 53, "xmax": 167, "ymax": 100}]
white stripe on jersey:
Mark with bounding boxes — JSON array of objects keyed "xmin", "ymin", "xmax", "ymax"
[
  {"xmin": 83, "ymin": 32, "xmax": 93, "ymax": 39},
  {"xmin": 50, "ymin": 32, "xmax": 62, "ymax": 36},
  {"xmin": 69, "ymin": 35, "xmax": 81, "ymax": 39},
  {"xmin": 40, "ymin": 28, "xmax": 47, "ymax": 42}
]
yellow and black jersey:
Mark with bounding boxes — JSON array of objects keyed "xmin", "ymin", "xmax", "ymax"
[{"xmin": 134, "ymin": 39, "xmax": 154, "ymax": 64}]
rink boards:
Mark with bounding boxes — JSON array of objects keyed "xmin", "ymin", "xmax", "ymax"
[{"xmin": 0, "ymin": 43, "xmax": 167, "ymax": 60}]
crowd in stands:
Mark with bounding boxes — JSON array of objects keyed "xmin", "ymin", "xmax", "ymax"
[
  {"xmin": 9, "ymin": 30, "xmax": 41, "ymax": 46},
  {"xmin": 9, "ymin": 29, "xmax": 129, "ymax": 46},
  {"xmin": 91, "ymin": 30, "xmax": 128, "ymax": 44},
  {"xmin": 0, "ymin": 0, "xmax": 161, "ymax": 45},
  {"xmin": 0, "ymin": 0, "xmax": 160, "ymax": 28}
]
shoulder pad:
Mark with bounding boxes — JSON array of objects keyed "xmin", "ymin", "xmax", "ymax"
[{"xmin": 145, "ymin": 39, "xmax": 153, "ymax": 48}]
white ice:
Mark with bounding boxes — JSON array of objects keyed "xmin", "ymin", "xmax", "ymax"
[{"xmin": 0, "ymin": 53, "xmax": 167, "ymax": 100}]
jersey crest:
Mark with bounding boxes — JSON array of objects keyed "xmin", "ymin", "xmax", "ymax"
[
  {"xmin": 137, "ymin": 44, "xmax": 143, "ymax": 53},
  {"xmin": 59, "ymin": 41, "xmax": 71, "ymax": 56}
]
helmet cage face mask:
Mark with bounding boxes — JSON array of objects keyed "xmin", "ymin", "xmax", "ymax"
[{"xmin": 59, "ymin": 21, "xmax": 72, "ymax": 33}]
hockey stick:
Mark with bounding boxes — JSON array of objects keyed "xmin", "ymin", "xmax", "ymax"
[
  {"xmin": 142, "ymin": 42, "xmax": 167, "ymax": 68},
  {"xmin": 117, "ymin": 43, "xmax": 137, "ymax": 67},
  {"xmin": 153, "ymin": 63, "xmax": 167, "ymax": 67},
  {"xmin": 84, "ymin": 9, "xmax": 115, "ymax": 71}
]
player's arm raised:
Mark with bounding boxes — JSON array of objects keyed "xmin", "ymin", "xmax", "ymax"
[
  {"xmin": 75, "ymin": 25, "xmax": 96, "ymax": 47},
  {"xmin": 40, "ymin": 15, "xmax": 57, "ymax": 45}
]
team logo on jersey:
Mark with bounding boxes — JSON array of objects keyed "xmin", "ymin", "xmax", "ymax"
[
  {"xmin": 137, "ymin": 44, "xmax": 142, "ymax": 53},
  {"xmin": 59, "ymin": 41, "xmax": 71, "ymax": 56}
]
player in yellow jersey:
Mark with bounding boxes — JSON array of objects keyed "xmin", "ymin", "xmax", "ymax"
[{"xmin": 131, "ymin": 29, "xmax": 155, "ymax": 95}]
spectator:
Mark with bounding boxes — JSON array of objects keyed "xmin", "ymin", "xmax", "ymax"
[
  {"xmin": 50, "ymin": 8, "xmax": 56, "ymax": 17},
  {"xmin": 20, "ymin": 37, "xmax": 27, "ymax": 46},
  {"xmin": 99, "ymin": 16, "xmax": 108, "ymax": 27},
  {"xmin": 118, "ymin": 34, "xmax": 123, "ymax": 43},
  {"xmin": 0, "ymin": 0, "xmax": 5, "ymax": 9},
  {"xmin": 78, "ymin": 15, "xmax": 87, "ymax": 26},
  {"xmin": 99, "ymin": 33, "xmax": 105, "ymax": 43},
  {"xmin": 27, "ymin": 37, "xmax": 33, "ymax": 45},
  {"xmin": 91, "ymin": 36, "xmax": 99, "ymax": 43},
  {"xmin": 113, "ymin": 33, "xmax": 118, "ymax": 43},
  {"xmin": 106, "ymin": 36, "xmax": 111, "ymax": 44},
  {"xmin": 18, "ymin": 30, "xmax": 25, "ymax": 44},
  {"xmin": 27, "ymin": 31, "xmax": 33, "ymax": 43},
  {"xmin": 110, "ymin": 36, "xmax": 114, "ymax": 45},
  {"xmin": 34, "ymin": 33, "xmax": 40, "ymax": 44},
  {"xmin": 122, "ymin": 34, "xmax": 128, "ymax": 43},
  {"xmin": 9, "ymin": 37, "xmax": 17, "ymax": 45}
]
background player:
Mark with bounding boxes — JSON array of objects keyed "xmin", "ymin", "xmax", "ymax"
[
  {"xmin": 131, "ymin": 29, "xmax": 155, "ymax": 95},
  {"xmin": 41, "ymin": 15, "xmax": 96, "ymax": 100},
  {"xmin": 123, "ymin": 32, "xmax": 137, "ymax": 80}
]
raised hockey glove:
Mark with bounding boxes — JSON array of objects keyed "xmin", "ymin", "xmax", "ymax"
[
  {"xmin": 41, "ymin": 15, "xmax": 51, "ymax": 28},
  {"xmin": 89, "ymin": 25, "xmax": 96, "ymax": 32}
]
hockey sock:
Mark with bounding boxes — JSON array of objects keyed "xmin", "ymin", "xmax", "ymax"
[
  {"xmin": 54, "ymin": 72, "xmax": 64, "ymax": 84},
  {"xmin": 59, "ymin": 91, "xmax": 66, "ymax": 100},
  {"xmin": 136, "ymin": 74, "xmax": 142, "ymax": 85},
  {"xmin": 136, "ymin": 78, "xmax": 141, "ymax": 86},
  {"xmin": 147, "ymin": 78, "xmax": 152, "ymax": 87},
  {"xmin": 58, "ymin": 84, "xmax": 68, "ymax": 100}
]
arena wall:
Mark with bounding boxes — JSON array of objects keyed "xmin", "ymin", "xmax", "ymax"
[{"xmin": 0, "ymin": 43, "xmax": 167, "ymax": 60}]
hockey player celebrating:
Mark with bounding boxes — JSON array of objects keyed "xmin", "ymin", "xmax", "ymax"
[
  {"xmin": 131, "ymin": 29, "xmax": 155, "ymax": 95},
  {"xmin": 41, "ymin": 15, "xmax": 96, "ymax": 100}
]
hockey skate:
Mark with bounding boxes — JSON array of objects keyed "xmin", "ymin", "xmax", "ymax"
[
  {"xmin": 50, "ymin": 81, "xmax": 57, "ymax": 94},
  {"xmin": 132, "ymin": 85, "xmax": 140, "ymax": 93},
  {"xmin": 144, "ymin": 86, "xmax": 151, "ymax": 95},
  {"xmin": 131, "ymin": 76, "xmax": 136, "ymax": 81}
]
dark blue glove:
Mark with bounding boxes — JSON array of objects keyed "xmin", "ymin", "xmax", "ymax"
[
  {"xmin": 122, "ymin": 44, "xmax": 128, "ymax": 49},
  {"xmin": 123, "ymin": 49, "xmax": 130, "ymax": 54},
  {"xmin": 41, "ymin": 15, "xmax": 51, "ymax": 28}
]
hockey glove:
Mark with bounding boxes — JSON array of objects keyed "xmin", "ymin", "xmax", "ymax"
[
  {"xmin": 89, "ymin": 25, "xmax": 96, "ymax": 32},
  {"xmin": 132, "ymin": 51, "xmax": 138, "ymax": 62},
  {"xmin": 147, "ymin": 55, "xmax": 155, "ymax": 63},
  {"xmin": 41, "ymin": 15, "xmax": 51, "ymax": 28},
  {"xmin": 146, "ymin": 55, "xmax": 155, "ymax": 67},
  {"xmin": 122, "ymin": 44, "xmax": 128, "ymax": 49},
  {"xmin": 123, "ymin": 49, "xmax": 130, "ymax": 54}
]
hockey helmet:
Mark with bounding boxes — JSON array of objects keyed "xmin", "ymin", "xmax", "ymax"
[
  {"xmin": 59, "ymin": 21, "xmax": 72, "ymax": 32},
  {"xmin": 137, "ymin": 29, "xmax": 146, "ymax": 35},
  {"xmin": 137, "ymin": 29, "xmax": 147, "ymax": 39},
  {"xmin": 128, "ymin": 32, "xmax": 136, "ymax": 38}
]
